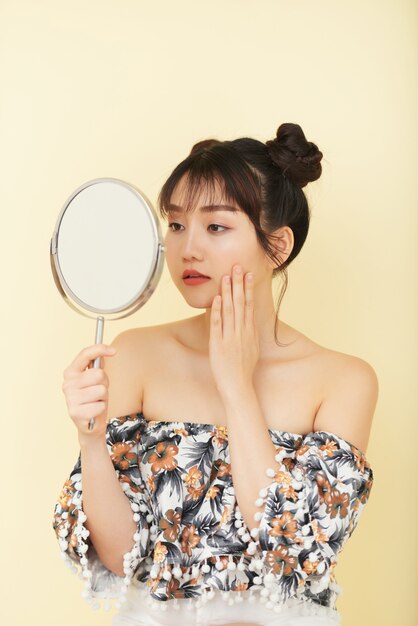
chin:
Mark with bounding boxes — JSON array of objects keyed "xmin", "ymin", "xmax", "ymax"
[
  {"xmin": 179, "ymin": 291, "xmax": 215, "ymax": 309},
  {"xmin": 185, "ymin": 298, "xmax": 215, "ymax": 310}
]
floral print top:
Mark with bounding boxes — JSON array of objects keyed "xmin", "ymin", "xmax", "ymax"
[{"xmin": 53, "ymin": 412, "xmax": 374, "ymax": 618}]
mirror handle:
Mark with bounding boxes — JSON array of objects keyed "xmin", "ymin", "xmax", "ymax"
[{"xmin": 88, "ymin": 316, "xmax": 105, "ymax": 430}]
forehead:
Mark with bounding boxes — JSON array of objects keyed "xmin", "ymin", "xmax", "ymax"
[{"xmin": 168, "ymin": 174, "xmax": 242, "ymax": 215}]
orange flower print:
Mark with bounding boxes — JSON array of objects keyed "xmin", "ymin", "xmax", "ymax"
[
  {"xmin": 220, "ymin": 505, "xmax": 230, "ymax": 525},
  {"xmin": 310, "ymin": 519, "xmax": 329, "ymax": 544},
  {"xmin": 174, "ymin": 428, "xmax": 188, "ymax": 437},
  {"xmin": 269, "ymin": 511, "xmax": 298, "ymax": 540},
  {"xmin": 274, "ymin": 470, "xmax": 299, "ymax": 502},
  {"xmin": 58, "ymin": 480, "xmax": 75, "ymax": 510},
  {"xmin": 327, "ymin": 488, "xmax": 349, "ymax": 519},
  {"xmin": 187, "ymin": 484, "xmax": 205, "ymax": 501},
  {"xmin": 180, "ymin": 524, "xmax": 201, "ymax": 556},
  {"xmin": 184, "ymin": 465, "xmax": 202, "ymax": 487},
  {"xmin": 212, "ymin": 426, "xmax": 228, "ymax": 446},
  {"xmin": 118, "ymin": 474, "xmax": 142, "ymax": 493},
  {"xmin": 154, "ymin": 541, "xmax": 168, "ymax": 563},
  {"xmin": 282, "ymin": 457, "xmax": 296, "ymax": 471},
  {"xmin": 265, "ymin": 546, "xmax": 297, "ymax": 576},
  {"xmin": 316, "ymin": 473, "xmax": 333, "ymax": 505},
  {"xmin": 159, "ymin": 508, "xmax": 182, "ymax": 542},
  {"xmin": 148, "ymin": 442, "xmax": 179, "ymax": 473},
  {"xmin": 216, "ymin": 461, "xmax": 231, "ymax": 478},
  {"xmin": 167, "ymin": 576, "xmax": 185, "ymax": 599},
  {"xmin": 360, "ymin": 478, "xmax": 373, "ymax": 504},
  {"xmin": 281, "ymin": 484, "xmax": 299, "ymax": 502},
  {"xmin": 209, "ymin": 459, "xmax": 231, "ymax": 483},
  {"xmin": 320, "ymin": 439, "xmax": 338, "ymax": 457},
  {"xmin": 275, "ymin": 470, "xmax": 292, "ymax": 486},
  {"xmin": 205, "ymin": 486, "xmax": 220, "ymax": 500},
  {"xmin": 303, "ymin": 558, "xmax": 319, "ymax": 574},
  {"xmin": 295, "ymin": 443, "xmax": 310, "ymax": 459},
  {"xmin": 111, "ymin": 442, "xmax": 136, "ymax": 470},
  {"xmin": 147, "ymin": 474, "xmax": 156, "ymax": 493},
  {"xmin": 352, "ymin": 447, "xmax": 366, "ymax": 473}
]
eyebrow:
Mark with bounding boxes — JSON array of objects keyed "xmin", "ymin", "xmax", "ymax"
[{"xmin": 166, "ymin": 203, "xmax": 239, "ymax": 214}]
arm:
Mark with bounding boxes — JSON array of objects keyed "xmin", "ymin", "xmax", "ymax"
[
  {"xmin": 79, "ymin": 330, "xmax": 144, "ymax": 575},
  {"xmin": 222, "ymin": 358, "xmax": 377, "ymax": 600},
  {"xmin": 224, "ymin": 356, "xmax": 378, "ymax": 531},
  {"xmin": 78, "ymin": 436, "xmax": 138, "ymax": 576},
  {"xmin": 53, "ymin": 414, "xmax": 153, "ymax": 602},
  {"xmin": 53, "ymin": 331, "xmax": 153, "ymax": 604}
]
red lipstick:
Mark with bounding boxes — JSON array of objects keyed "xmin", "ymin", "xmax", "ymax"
[{"xmin": 182, "ymin": 268, "xmax": 211, "ymax": 285}]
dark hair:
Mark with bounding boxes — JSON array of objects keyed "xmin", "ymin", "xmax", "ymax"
[{"xmin": 158, "ymin": 122, "xmax": 323, "ymax": 347}]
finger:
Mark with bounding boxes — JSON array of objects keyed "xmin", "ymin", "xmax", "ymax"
[
  {"xmin": 65, "ymin": 344, "xmax": 117, "ymax": 376},
  {"xmin": 72, "ymin": 402, "xmax": 107, "ymax": 423},
  {"xmin": 244, "ymin": 272, "xmax": 255, "ymax": 329},
  {"xmin": 76, "ymin": 384, "xmax": 108, "ymax": 404},
  {"xmin": 232, "ymin": 265, "xmax": 244, "ymax": 332},
  {"xmin": 222, "ymin": 273, "xmax": 234, "ymax": 337},
  {"xmin": 210, "ymin": 294, "xmax": 222, "ymax": 342},
  {"xmin": 78, "ymin": 367, "xmax": 109, "ymax": 389}
]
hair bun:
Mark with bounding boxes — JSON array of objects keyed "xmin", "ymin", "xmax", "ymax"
[{"xmin": 265, "ymin": 123, "xmax": 323, "ymax": 188}]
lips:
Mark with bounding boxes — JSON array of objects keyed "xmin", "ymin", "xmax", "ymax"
[{"xmin": 182, "ymin": 269, "xmax": 210, "ymax": 278}]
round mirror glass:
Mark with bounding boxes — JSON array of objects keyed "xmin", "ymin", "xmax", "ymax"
[{"xmin": 50, "ymin": 177, "xmax": 165, "ymax": 320}]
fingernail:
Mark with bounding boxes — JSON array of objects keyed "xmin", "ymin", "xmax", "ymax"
[{"xmin": 106, "ymin": 346, "xmax": 116, "ymax": 353}]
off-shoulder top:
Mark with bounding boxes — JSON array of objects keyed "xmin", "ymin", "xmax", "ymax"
[{"xmin": 53, "ymin": 412, "xmax": 374, "ymax": 619}]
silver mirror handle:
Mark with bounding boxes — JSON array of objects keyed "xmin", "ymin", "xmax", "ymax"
[{"xmin": 88, "ymin": 316, "xmax": 105, "ymax": 430}]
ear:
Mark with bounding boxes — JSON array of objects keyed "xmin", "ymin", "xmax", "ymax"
[{"xmin": 266, "ymin": 226, "xmax": 294, "ymax": 269}]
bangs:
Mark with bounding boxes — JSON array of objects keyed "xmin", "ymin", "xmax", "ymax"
[{"xmin": 158, "ymin": 143, "xmax": 262, "ymax": 221}]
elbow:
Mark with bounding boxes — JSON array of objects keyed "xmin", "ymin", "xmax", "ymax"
[
  {"xmin": 109, "ymin": 563, "xmax": 125, "ymax": 578},
  {"xmin": 99, "ymin": 553, "xmax": 125, "ymax": 577},
  {"xmin": 93, "ymin": 545, "xmax": 128, "ymax": 578}
]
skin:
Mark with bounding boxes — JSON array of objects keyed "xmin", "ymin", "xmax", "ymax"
[{"xmin": 164, "ymin": 174, "xmax": 295, "ymax": 360}]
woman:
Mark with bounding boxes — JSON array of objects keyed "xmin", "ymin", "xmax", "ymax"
[{"xmin": 53, "ymin": 123, "xmax": 378, "ymax": 626}]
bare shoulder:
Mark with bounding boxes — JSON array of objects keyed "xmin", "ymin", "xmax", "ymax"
[
  {"xmin": 104, "ymin": 321, "xmax": 178, "ymax": 419},
  {"xmin": 313, "ymin": 345, "xmax": 379, "ymax": 455}
]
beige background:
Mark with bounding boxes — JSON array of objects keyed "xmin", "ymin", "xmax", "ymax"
[{"xmin": 1, "ymin": 1, "xmax": 417, "ymax": 625}]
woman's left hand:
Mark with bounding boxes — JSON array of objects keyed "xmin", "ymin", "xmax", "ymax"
[{"xmin": 209, "ymin": 264, "xmax": 260, "ymax": 399}]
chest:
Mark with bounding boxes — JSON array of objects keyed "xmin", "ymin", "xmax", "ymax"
[{"xmin": 141, "ymin": 341, "xmax": 323, "ymax": 434}]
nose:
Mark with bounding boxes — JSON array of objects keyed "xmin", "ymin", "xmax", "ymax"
[{"xmin": 180, "ymin": 224, "xmax": 204, "ymax": 262}]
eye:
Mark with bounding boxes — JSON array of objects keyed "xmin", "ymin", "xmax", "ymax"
[
  {"xmin": 168, "ymin": 222, "xmax": 182, "ymax": 232},
  {"xmin": 208, "ymin": 224, "xmax": 227, "ymax": 233},
  {"xmin": 168, "ymin": 222, "xmax": 228, "ymax": 233}
]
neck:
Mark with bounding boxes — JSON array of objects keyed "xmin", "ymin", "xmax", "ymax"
[{"xmin": 195, "ymin": 280, "xmax": 291, "ymax": 359}]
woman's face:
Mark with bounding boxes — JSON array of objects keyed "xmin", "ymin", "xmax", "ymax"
[{"xmin": 164, "ymin": 174, "xmax": 274, "ymax": 309}]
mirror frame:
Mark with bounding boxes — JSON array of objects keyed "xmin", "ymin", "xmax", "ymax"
[{"xmin": 50, "ymin": 177, "xmax": 165, "ymax": 320}]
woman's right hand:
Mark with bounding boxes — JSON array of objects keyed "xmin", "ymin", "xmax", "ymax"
[{"xmin": 62, "ymin": 343, "xmax": 117, "ymax": 442}]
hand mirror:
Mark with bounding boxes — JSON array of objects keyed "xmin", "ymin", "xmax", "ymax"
[{"xmin": 50, "ymin": 177, "xmax": 165, "ymax": 429}]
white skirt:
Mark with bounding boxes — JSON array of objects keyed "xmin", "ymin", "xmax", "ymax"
[{"xmin": 112, "ymin": 583, "xmax": 342, "ymax": 626}]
